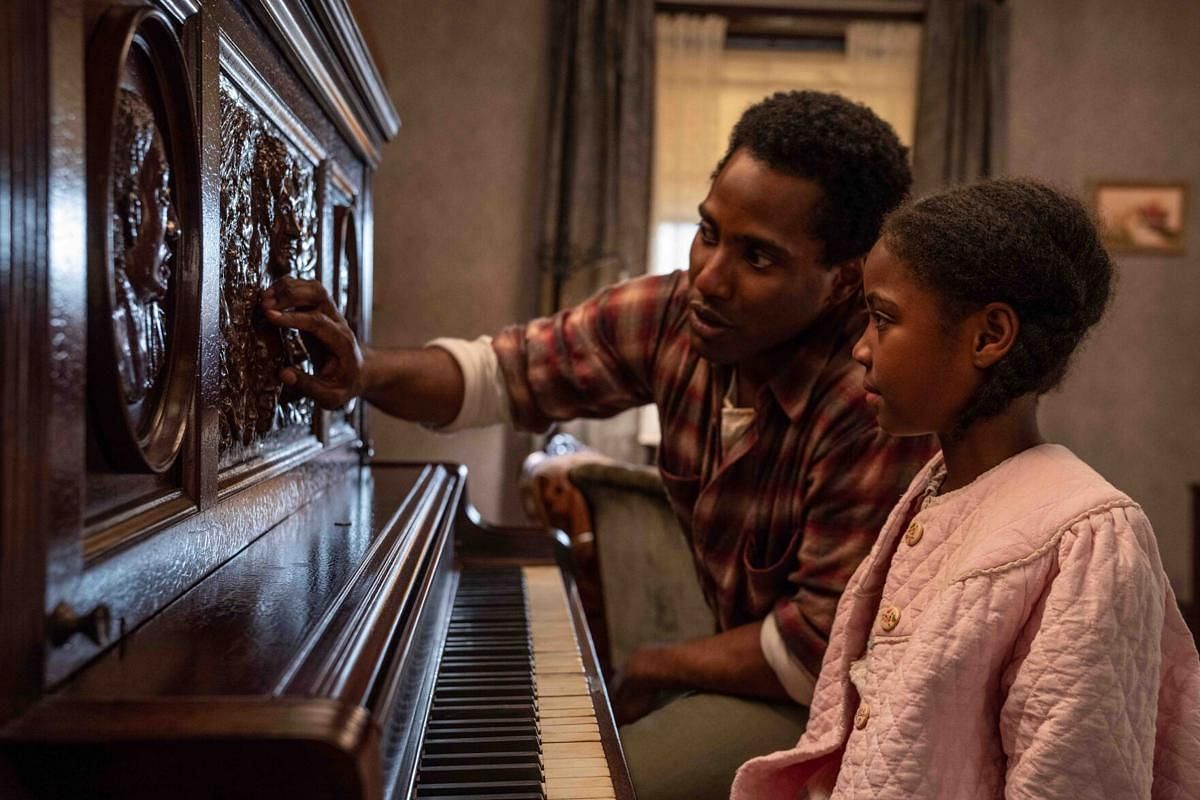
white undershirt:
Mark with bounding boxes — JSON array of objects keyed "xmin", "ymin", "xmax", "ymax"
[
  {"xmin": 429, "ymin": 336, "xmax": 815, "ymax": 701},
  {"xmin": 425, "ymin": 336, "xmax": 512, "ymax": 431},
  {"xmin": 720, "ymin": 379, "xmax": 816, "ymax": 705}
]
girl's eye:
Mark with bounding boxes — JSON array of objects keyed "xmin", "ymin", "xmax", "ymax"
[
  {"xmin": 871, "ymin": 311, "xmax": 892, "ymax": 330},
  {"xmin": 697, "ymin": 222, "xmax": 717, "ymax": 245},
  {"xmin": 746, "ymin": 249, "xmax": 774, "ymax": 270}
]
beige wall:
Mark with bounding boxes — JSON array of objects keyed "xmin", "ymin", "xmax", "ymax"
[
  {"xmin": 352, "ymin": 0, "xmax": 551, "ymax": 523},
  {"xmin": 1006, "ymin": 0, "xmax": 1200, "ymax": 602}
]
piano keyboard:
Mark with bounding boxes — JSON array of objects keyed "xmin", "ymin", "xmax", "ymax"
[{"xmin": 414, "ymin": 566, "xmax": 616, "ymax": 800}]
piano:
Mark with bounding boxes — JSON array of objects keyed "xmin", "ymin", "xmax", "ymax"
[{"xmin": 0, "ymin": 2, "xmax": 633, "ymax": 798}]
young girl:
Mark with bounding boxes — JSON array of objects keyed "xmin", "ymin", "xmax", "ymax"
[{"xmin": 731, "ymin": 179, "xmax": 1200, "ymax": 799}]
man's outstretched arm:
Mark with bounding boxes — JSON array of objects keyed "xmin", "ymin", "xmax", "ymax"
[{"xmin": 261, "ymin": 276, "xmax": 465, "ymax": 425}]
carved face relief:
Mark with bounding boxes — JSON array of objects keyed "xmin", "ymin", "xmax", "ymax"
[
  {"xmin": 111, "ymin": 88, "xmax": 180, "ymax": 404},
  {"xmin": 218, "ymin": 80, "xmax": 317, "ymax": 461},
  {"xmin": 86, "ymin": 7, "xmax": 199, "ymax": 475},
  {"xmin": 126, "ymin": 127, "xmax": 178, "ymax": 300},
  {"xmin": 253, "ymin": 135, "xmax": 307, "ymax": 281}
]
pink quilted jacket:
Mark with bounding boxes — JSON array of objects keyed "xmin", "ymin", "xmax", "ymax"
[{"xmin": 732, "ymin": 444, "xmax": 1200, "ymax": 800}]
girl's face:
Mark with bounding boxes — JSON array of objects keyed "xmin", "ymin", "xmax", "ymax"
[{"xmin": 853, "ymin": 242, "xmax": 982, "ymax": 436}]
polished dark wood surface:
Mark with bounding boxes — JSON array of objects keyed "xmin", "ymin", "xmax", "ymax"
[
  {"xmin": 5, "ymin": 464, "xmax": 451, "ymax": 799},
  {"xmin": 0, "ymin": 0, "xmax": 55, "ymax": 727},
  {"xmin": 62, "ymin": 464, "xmax": 437, "ymax": 698},
  {"xmin": 4, "ymin": 698, "xmax": 380, "ymax": 799}
]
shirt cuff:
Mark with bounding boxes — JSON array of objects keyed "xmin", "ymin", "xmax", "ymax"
[
  {"xmin": 761, "ymin": 611, "xmax": 817, "ymax": 705},
  {"xmin": 424, "ymin": 336, "xmax": 512, "ymax": 432}
]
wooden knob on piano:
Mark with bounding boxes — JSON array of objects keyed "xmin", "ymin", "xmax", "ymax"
[{"xmin": 47, "ymin": 601, "xmax": 112, "ymax": 648}]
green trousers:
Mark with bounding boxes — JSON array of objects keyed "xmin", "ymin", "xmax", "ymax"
[{"xmin": 618, "ymin": 692, "xmax": 809, "ymax": 800}]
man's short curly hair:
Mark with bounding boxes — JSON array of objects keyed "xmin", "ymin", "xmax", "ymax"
[
  {"xmin": 714, "ymin": 90, "xmax": 911, "ymax": 267},
  {"xmin": 881, "ymin": 178, "xmax": 1114, "ymax": 433}
]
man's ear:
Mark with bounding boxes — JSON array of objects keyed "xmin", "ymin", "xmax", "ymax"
[
  {"xmin": 829, "ymin": 256, "xmax": 864, "ymax": 305},
  {"xmin": 971, "ymin": 302, "xmax": 1020, "ymax": 368}
]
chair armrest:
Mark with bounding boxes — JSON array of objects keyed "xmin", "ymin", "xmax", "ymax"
[
  {"xmin": 566, "ymin": 462, "xmax": 665, "ymax": 498},
  {"xmin": 564, "ymin": 461, "xmax": 714, "ymax": 671}
]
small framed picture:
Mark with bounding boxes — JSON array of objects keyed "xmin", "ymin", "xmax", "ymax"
[{"xmin": 1095, "ymin": 181, "xmax": 1188, "ymax": 255}]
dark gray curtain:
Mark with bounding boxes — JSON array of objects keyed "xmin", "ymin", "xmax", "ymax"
[
  {"xmin": 911, "ymin": 0, "xmax": 1011, "ymax": 196},
  {"xmin": 539, "ymin": 0, "xmax": 655, "ymax": 314}
]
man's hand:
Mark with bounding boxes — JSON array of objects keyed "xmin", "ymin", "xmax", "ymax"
[
  {"xmin": 606, "ymin": 623, "xmax": 791, "ymax": 728},
  {"xmin": 609, "ymin": 649, "xmax": 667, "ymax": 726},
  {"xmin": 261, "ymin": 279, "xmax": 466, "ymax": 425},
  {"xmin": 261, "ymin": 277, "xmax": 364, "ymax": 409}
]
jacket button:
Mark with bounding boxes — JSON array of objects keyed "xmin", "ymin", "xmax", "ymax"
[
  {"xmin": 904, "ymin": 521, "xmax": 924, "ymax": 546},
  {"xmin": 880, "ymin": 605, "xmax": 901, "ymax": 632},
  {"xmin": 854, "ymin": 702, "xmax": 871, "ymax": 729}
]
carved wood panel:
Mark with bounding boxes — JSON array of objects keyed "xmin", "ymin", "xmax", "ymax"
[
  {"xmin": 87, "ymin": 7, "xmax": 200, "ymax": 476},
  {"xmin": 217, "ymin": 74, "xmax": 319, "ymax": 468}
]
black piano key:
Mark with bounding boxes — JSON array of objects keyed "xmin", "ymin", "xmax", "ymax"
[
  {"xmin": 441, "ymin": 652, "xmax": 530, "ymax": 662},
  {"xmin": 445, "ymin": 626, "xmax": 525, "ymax": 633},
  {"xmin": 442, "ymin": 636, "xmax": 530, "ymax": 646},
  {"xmin": 417, "ymin": 762, "xmax": 543, "ymax": 782},
  {"xmin": 421, "ymin": 751, "xmax": 541, "ymax": 767},
  {"xmin": 416, "ymin": 781, "xmax": 544, "ymax": 798},
  {"xmin": 424, "ymin": 732, "xmax": 539, "ymax": 748},
  {"xmin": 428, "ymin": 722, "xmax": 538, "ymax": 735},
  {"xmin": 450, "ymin": 599, "xmax": 525, "ymax": 604},
  {"xmin": 434, "ymin": 686, "xmax": 534, "ymax": 698},
  {"xmin": 437, "ymin": 663, "xmax": 532, "ymax": 675},
  {"xmin": 423, "ymin": 733, "xmax": 538, "ymax": 754},
  {"xmin": 425, "ymin": 717, "xmax": 535, "ymax": 728},
  {"xmin": 428, "ymin": 703, "xmax": 536, "ymax": 721},
  {"xmin": 417, "ymin": 790, "xmax": 544, "ymax": 800},
  {"xmin": 435, "ymin": 683, "xmax": 533, "ymax": 693},
  {"xmin": 434, "ymin": 685, "xmax": 533, "ymax": 696},
  {"xmin": 432, "ymin": 699, "xmax": 535, "ymax": 712},
  {"xmin": 435, "ymin": 671, "xmax": 532, "ymax": 682}
]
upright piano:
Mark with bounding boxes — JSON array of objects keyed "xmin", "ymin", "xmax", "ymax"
[{"xmin": 0, "ymin": 2, "xmax": 633, "ymax": 798}]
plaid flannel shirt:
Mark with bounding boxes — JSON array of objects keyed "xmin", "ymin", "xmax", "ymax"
[{"xmin": 492, "ymin": 271, "xmax": 937, "ymax": 677}]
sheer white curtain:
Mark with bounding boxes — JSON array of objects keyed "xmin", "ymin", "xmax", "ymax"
[
  {"xmin": 651, "ymin": 14, "xmax": 728, "ymax": 276},
  {"xmin": 640, "ymin": 14, "xmax": 728, "ymax": 448},
  {"xmin": 845, "ymin": 22, "xmax": 923, "ymax": 148},
  {"xmin": 716, "ymin": 21, "xmax": 921, "ymax": 148}
]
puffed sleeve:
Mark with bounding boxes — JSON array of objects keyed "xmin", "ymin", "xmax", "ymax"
[{"xmin": 999, "ymin": 503, "xmax": 1165, "ymax": 799}]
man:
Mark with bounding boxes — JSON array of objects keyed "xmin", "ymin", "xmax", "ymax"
[{"xmin": 262, "ymin": 91, "xmax": 937, "ymax": 799}]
